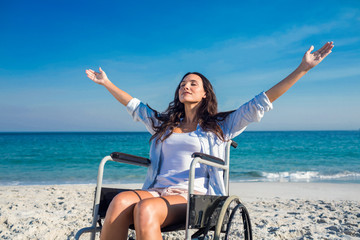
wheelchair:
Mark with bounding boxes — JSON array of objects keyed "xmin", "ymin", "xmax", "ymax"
[{"xmin": 75, "ymin": 140, "xmax": 252, "ymax": 240}]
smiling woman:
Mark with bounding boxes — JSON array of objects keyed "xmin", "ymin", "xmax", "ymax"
[{"xmin": 84, "ymin": 41, "xmax": 333, "ymax": 240}]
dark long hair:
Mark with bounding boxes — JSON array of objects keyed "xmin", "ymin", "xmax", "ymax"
[{"xmin": 149, "ymin": 72, "xmax": 235, "ymax": 143}]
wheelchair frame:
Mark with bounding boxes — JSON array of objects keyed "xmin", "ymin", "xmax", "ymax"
[{"xmin": 75, "ymin": 140, "xmax": 252, "ymax": 240}]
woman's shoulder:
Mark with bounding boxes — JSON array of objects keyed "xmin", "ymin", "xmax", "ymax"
[{"xmin": 215, "ymin": 110, "xmax": 236, "ymax": 122}]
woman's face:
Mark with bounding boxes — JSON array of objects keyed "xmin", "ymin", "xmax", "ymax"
[{"xmin": 178, "ymin": 74, "xmax": 206, "ymax": 104}]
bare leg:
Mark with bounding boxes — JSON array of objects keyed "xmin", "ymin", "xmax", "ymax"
[
  {"xmin": 100, "ymin": 190, "xmax": 154, "ymax": 240},
  {"xmin": 133, "ymin": 195, "xmax": 187, "ymax": 240}
]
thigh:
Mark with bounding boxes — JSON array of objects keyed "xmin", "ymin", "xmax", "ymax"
[
  {"xmin": 136, "ymin": 195, "xmax": 187, "ymax": 228},
  {"xmin": 161, "ymin": 195, "xmax": 188, "ymax": 227},
  {"xmin": 107, "ymin": 190, "xmax": 155, "ymax": 215},
  {"xmin": 113, "ymin": 189, "xmax": 154, "ymax": 203}
]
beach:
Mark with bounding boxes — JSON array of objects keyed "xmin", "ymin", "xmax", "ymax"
[{"xmin": 1, "ymin": 182, "xmax": 359, "ymax": 239}]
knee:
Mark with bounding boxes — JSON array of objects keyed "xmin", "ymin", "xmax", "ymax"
[
  {"xmin": 105, "ymin": 192, "xmax": 137, "ymax": 223},
  {"xmin": 134, "ymin": 200, "xmax": 160, "ymax": 227},
  {"xmin": 109, "ymin": 192, "xmax": 135, "ymax": 211}
]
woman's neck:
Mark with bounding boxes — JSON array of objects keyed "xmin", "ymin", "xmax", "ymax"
[{"xmin": 183, "ymin": 103, "xmax": 200, "ymax": 124}]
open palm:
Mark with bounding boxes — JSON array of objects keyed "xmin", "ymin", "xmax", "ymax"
[
  {"xmin": 302, "ymin": 42, "xmax": 334, "ymax": 70},
  {"xmin": 85, "ymin": 67, "xmax": 109, "ymax": 85}
]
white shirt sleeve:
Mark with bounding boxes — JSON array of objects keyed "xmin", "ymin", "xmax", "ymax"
[
  {"xmin": 221, "ymin": 92, "xmax": 273, "ymax": 140},
  {"xmin": 126, "ymin": 98, "xmax": 160, "ymax": 135}
]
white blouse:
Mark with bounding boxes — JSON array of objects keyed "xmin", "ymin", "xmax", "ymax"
[{"xmin": 152, "ymin": 131, "xmax": 208, "ymax": 194}]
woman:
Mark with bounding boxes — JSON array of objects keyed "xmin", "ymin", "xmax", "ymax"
[{"xmin": 85, "ymin": 42, "xmax": 333, "ymax": 240}]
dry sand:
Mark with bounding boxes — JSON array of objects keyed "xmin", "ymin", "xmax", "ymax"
[{"xmin": 0, "ymin": 183, "xmax": 359, "ymax": 239}]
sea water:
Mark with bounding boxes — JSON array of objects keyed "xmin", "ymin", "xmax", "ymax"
[{"xmin": 0, "ymin": 131, "xmax": 359, "ymax": 185}]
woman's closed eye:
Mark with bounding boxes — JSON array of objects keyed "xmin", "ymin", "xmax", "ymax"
[{"xmin": 181, "ymin": 81, "xmax": 198, "ymax": 88}]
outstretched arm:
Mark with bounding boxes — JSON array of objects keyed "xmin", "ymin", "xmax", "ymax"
[
  {"xmin": 265, "ymin": 41, "xmax": 334, "ymax": 103},
  {"xmin": 85, "ymin": 67, "xmax": 133, "ymax": 106}
]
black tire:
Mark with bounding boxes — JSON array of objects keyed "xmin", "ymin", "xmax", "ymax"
[
  {"xmin": 224, "ymin": 201, "xmax": 252, "ymax": 240},
  {"xmin": 214, "ymin": 196, "xmax": 252, "ymax": 240}
]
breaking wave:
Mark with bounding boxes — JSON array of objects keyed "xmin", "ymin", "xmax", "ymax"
[{"xmin": 260, "ymin": 171, "xmax": 360, "ymax": 182}]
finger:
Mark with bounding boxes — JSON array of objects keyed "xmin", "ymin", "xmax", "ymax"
[
  {"xmin": 317, "ymin": 42, "xmax": 329, "ymax": 54},
  {"xmin": 86, "ymin": 69, "xmax": 93, "ymax": 75},
  {"xmin": 99, "ymin": 67, "xmax": 103, "ymax": 72},
  {"xmin": 307, "ymin": 45, "xmax": 314, "ymax": 54},
  {"xmin": 87, "ymin": 69, "xmax": 96, "ymax": 74},
  {"xmin": 85, "ymin": 69, "xmax": 94, "ymax": 76},
  {"xmin": 324, "ymin": 41, "xmax": 334, "ymax": 53},
  {"xmin": 318, "ymin": 45, "xmax": 334, "ymax": 60},
  {"xmin": 86, "ymin": 72, "xmax": 95, "ymax": 79},
  {"xmin": 322, "ymin": 51, "xmax": 332, "ymax": 59},
  {"xmin": 322, "ymin": 46, "xmax": 333, "ymax": 56},
  {"xmin": 322, "ymin": 46, "xmax": 334, "ymax": 58},
  {"xmin": 319, "ymin": 42, "xmax": 332, "ymax": 55}
]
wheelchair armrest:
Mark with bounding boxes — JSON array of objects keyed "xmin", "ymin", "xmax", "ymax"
[
  {"xmin": 110, "ymin": 152, "xmax": 151, "ymax": 167},
  {"xmin": 191, "ymin": 152, "xmax": 225, "ymax": 165}
]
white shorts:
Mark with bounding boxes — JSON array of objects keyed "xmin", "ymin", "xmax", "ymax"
[
  {"xmin": 147, "ymin": 188, "xmax": 207, "ymax": 201},
  {"xmin": 147, "ymin": 188, "xmax": 189, "ymax": 201}
]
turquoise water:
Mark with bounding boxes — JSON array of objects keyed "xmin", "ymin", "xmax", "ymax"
[{"xmin": 0, "ymin": 131, "xmax": 359, "ymax": 185}]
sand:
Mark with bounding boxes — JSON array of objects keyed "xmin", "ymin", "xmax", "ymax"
[{"xmin": 0, "ymin": 182, "xmax": 359, "ymax": 239}]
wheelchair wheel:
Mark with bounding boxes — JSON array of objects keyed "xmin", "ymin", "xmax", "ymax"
[{"xmin": 214, "ymin": 196, "xmax": 252, "ymax": 240}]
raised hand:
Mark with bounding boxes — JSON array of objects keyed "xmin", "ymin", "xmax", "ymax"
[
  {"xmin": 301, "ymin": 42, "xmax": 334, "ymax": 70},
  {"xmin": 85, "ymin": 67, "xmax": 109, "ymax": 85},
  {"xmin": 266, "ymin": 41, "xmax": 334, "ymax": 102}
]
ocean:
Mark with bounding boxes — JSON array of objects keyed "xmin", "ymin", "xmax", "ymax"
[{"xmin": 0, "ymin": 131, "xmax": 359, "ymax": 185}]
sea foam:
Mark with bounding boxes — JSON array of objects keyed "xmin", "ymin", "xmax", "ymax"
[{"xmin": 261, "ymin": 171, "xmax": 360, "ymax": 182}]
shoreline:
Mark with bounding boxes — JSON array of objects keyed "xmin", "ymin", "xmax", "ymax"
[
  {"xmin": 2, "ymin": 178, "xmax": 360, "ymax": 187},
  {"xmin": 1, "ymin": 181, "xmax": 359, "ymax": 200},
  {"xmin": 1, "ymin": 182, "xmax": 359, "ymax": 239}
]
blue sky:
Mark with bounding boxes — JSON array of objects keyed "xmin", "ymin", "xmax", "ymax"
[{"xmin": 1, "ymin": 0, "xmax": 359, "ymax": 132}]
